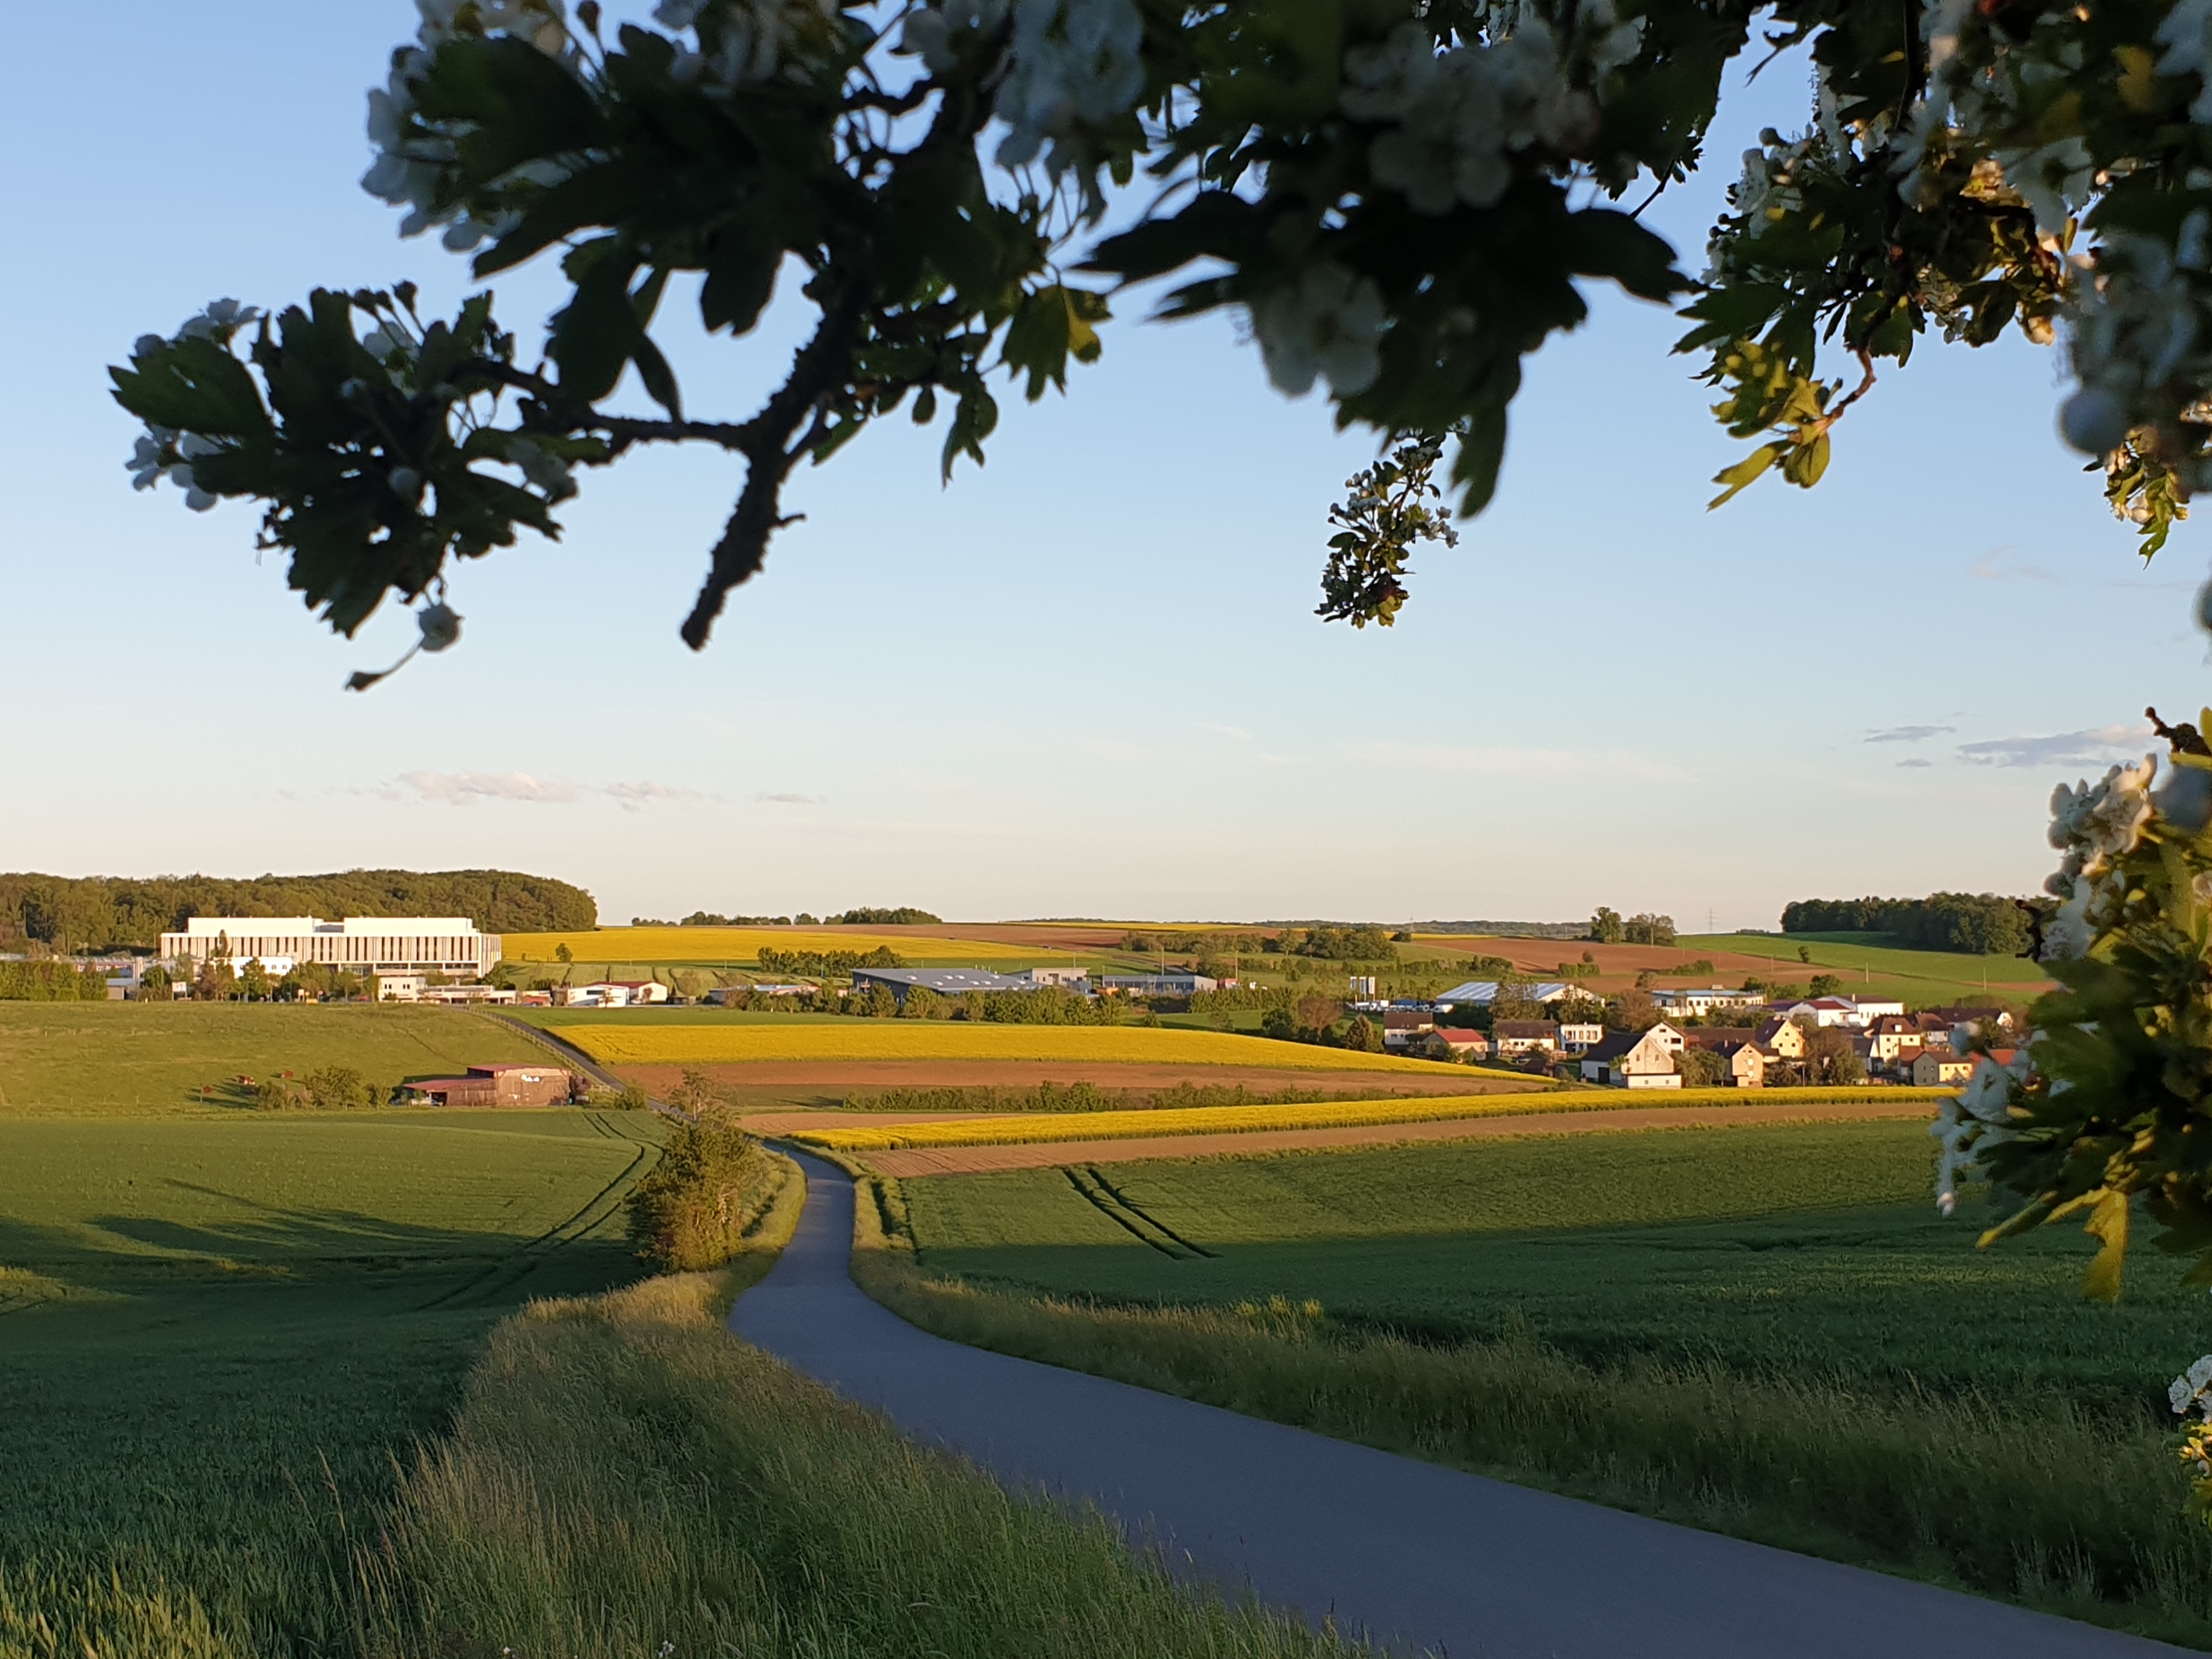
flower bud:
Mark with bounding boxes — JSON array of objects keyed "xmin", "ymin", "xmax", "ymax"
[
  {"xmin": 2058, "ymin": 387, "xmax": 2129, "ymax": 456},
  {"xmin": 417, "ymin": 602, "xmax": 462, "ymax": 653}
]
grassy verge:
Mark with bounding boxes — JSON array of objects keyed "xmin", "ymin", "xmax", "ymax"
[
  {"xmin": 795, "ymin": 1086, "xmax": 1943, "ymax": 1154},
  {"xmin": 853, "ymin": 1248, "xmax": 2212, "ymax": 1645},
  {"xmin": 360, "ymin": 1265, "xmax": 1352, "ymax": 1659}
]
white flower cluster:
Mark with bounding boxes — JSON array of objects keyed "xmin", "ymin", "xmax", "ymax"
[
  {"xmin": 1341, "ymin": 20, "xmax": 1594, "ymax": 216},
  {"xmin": 2159, "ymin": 0, "xmax": 2212, "ymax": 125},
  {"xmin": 122, "ymin": 301, "xmax": 264, "ymax": 514},
  {"xmin": 2059, "ymin": 229, "xmax": 2212, "ymax": 462},
  {"xmin": 659, "ymin": 0, "xmax": 843, "ymax": 88},
  {"xmin": 1931, "ymin": 1048, "xmax": 2032, "ymax": 1214},
  {"xmin": 2040, "ymin": 755, "xmax": 2157, "ymax": 961},
  {"xmin": 988, "ymin": 0, "xmax": 1144, "ymax": 178},
  {"xmin": 507, "ymin": 437, "xmax": 579, "ymax": 503},
  {"xmin": 1250, "ymin": 263, "xmax": 1387, "ymax": 399},
  {"xmin": 364, "ymin": 1, "xmax": 576, "ymax": 251},
  {"xmin": 2174, "ymin": 1353, "xmax": 2212, "ymax": 1419},
  {"xmin": 896, "ymin": 0, "xmax": 1008, "ymax": 76}
]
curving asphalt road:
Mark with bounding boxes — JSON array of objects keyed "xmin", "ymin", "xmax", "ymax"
[{"xmin": 732, "ymin": 1153, "xmax": 2185, "ymax": 1659}]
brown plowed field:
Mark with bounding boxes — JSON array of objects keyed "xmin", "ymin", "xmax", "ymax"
[
  {"xmin": 857, "ymin": 1096, "xmax": 1939, "ymax": 1176},
  {"xmin": 611, "ymin": 1060, "xmax": 1544, "ymax": 1110}
]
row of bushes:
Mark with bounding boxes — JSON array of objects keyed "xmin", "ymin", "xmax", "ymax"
[
  {"xmin": 758, "ymin": 945, "xmax": 904, "ymax": 975},
  {"xmin": 0, "ymin": 960, "xmax": 111, "ymax": 1000}
]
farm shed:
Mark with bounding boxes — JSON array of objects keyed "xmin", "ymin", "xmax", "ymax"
[{"xmin": 402, "ymin": 1064, "xmax": 579, "ymax": 1108}]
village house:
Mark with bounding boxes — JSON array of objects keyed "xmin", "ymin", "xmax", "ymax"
[
  {"xmin": 1754, "ymin": 1015, "xmax": 1808, "ymax": 1059},
  {"xmin": 1492, "ymin": 1019, "xmax": 1561, "ymax": 1056},
  {"xmin": 1650, "ymin": 985, "xmax": 1764, "ymax": 1020},
  {"xmin": 1680, "ymin": 1027, "xmax": 1768, "ymax": 1088},
  {"xmin": 1423, "ymin": 1027, "xmax": 1491, "ymax": 1062},
  {"xmin": 1556, "ymin": 1021, "xmax": 1604, "ymax": 1052},
  {"xmin": 1579, "ymin": 1022, "xmax": 1687, "ymax": 1087},
  {"xmin": 1863, "ymin": 1014, "xmax": 1926, "ymax": 1065},
  {"xmin": 1381, "ymin": 1008, "xmax": 1437, "ymax": 1049},
  {"xmin": 1911, "ymin": 1044, "xmax": 1976, "ymax": 1086}
]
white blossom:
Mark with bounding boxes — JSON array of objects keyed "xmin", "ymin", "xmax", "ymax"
[
  {"xmin": 507, "ymin": 437, "xmax": 578, "ymax": 501},
  {"xmin": 1250, "ymin": 263, "xmax": 1386, "ymax": 399},
  {"xmin": 1931, "ymin": 1048, "xmax": 2030, "ymax": 1211},
  {"xmin": 896, "ymin": 0, "xmax": 1008, "ymax": 75},
  {"xmin": 2173, "ymin": 1352, "xmax": 2212, "ymax": 1417},
  {"xmin": 2159, "ymin": 0, "xmax": 2212, "ymax": 123},
  {"xmin": 1994, "ymin": 136, "xmax": 2094, "ymax": 235},
  {"xmin": 126, "ymin": 433, "xmax": 170, "ymax": 490},
  {"xmin": 994, "ymin": 0, "xmax": 1145, "ymax": 174},
  {"xmin": 175, "ymin": 298, "xmax": 262, "ymax": 342}
]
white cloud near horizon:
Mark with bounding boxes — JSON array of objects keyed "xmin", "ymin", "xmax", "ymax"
[
  {"xmin": 395, "ymin": 771, "xmax": 702, "ymax": 808},
  {"xmin": 1865, "ymin": 724, "xmax": 1953, "ymax": 744},
  {"xmin": 1955, "ymin": 725, "xmax": 2153, "ymax": 769},
  {"xmin": 754, "ymin": 791, "xmax": 822, "ymax": 805}
]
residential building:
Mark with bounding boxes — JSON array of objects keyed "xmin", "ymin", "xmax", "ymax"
[
  {"xmin": 376, "ymin": 973, "xmax": 427, "ymax": 1002},
  {"xmin": 1556, "ymin": 1022, "xmax": 1604, "ymax": 1051},
  {"xmin": 1650, "ymin": 985, "xmax": 1764, "ymax": 1020},
  {"xmin": 1926, "ymin": 1005, "xmax": 2016, "ymax": 1032},
  {"xmin": 1432, "ymin": 980, "xmax": 1571, "ymax": 1010},
  {"xmin": 1911, "ymin": 1045, "xmax": 1976, "ymax": 1086},
  {"xmin": 160, "ymin": 916, "xmax": 500, "ymax": 979},
  {"xmin": 1768, "ymin": 996, "xmax": 1869, "ymax": 1028},
  {"xmin": 854, "ymin": 967, "xmax": 1037, "ymax": 1002},
  {"xmin": 1095, "ymin": 972, "xmax": 1218, "ymax": 996},
  {"xmin": 1381, "ymin": 1008, "xmax": 1436, "ymax": 1050},
  {"xmin": 1864, "ymin": 1015, "xmax": 1926, "ymax": 1065},
  {"xmin": 1714, "ymin": 1041, "xmax": 1765, "ymax": 1087},
  {"xmin": 400, "ymin": 1064, "xmax": 579, "ymax": 1108},
  {"xmin": 1579, "ymin": 1022, "xmax": 1687, "ymax": 1087},
  {"xmin": 1424, "ymin": 1028, "xmax": 1490, "ymax": 1061},
  {"xmin": 1754, "ymin": 1015, "xmax": 1808, "ymax": 1059},
  {"xmin": 1492, "ymin": 1019, "xmax": 1560, "ymax": 1056},
  {"xmin": 1851, "ymin": 997, "xmax": 1906, "ymax": 1020}
]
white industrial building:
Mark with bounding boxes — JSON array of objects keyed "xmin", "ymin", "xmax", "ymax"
[{"xmin": 158, "ymin": 917, "xmax": 500, "ymax": 980}]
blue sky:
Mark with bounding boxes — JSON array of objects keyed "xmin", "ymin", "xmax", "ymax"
[{"xmin": 3, "ymin": 4, "xmax": 2200, "ymax": 930}]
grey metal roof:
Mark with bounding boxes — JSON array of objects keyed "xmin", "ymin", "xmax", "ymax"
[{"xmin": 850, "ymin": 967, "xmax": 1032, "ymax": 994}]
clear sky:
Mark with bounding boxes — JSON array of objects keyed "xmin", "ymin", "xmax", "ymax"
[{"xmin": 3, "ymin": 4, "xmax": 2199, "ymax": 930}]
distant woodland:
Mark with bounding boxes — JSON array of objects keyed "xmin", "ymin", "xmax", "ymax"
[
  {"xmin": 0, "ymin": 870, "xmax": 599, "ymax": 952},
  {"xmin": 1780, "ymin": 892, "xmax": 2038, "ymax": 956}
]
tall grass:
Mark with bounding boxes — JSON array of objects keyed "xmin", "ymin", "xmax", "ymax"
[
  {"xmin": 359, "ymin": 1269, "xmax": 1354, "ymax": 1659},
  {"xmin": 851, "ymin": 1250, "xmax": 2212, "ymax": 1647}
]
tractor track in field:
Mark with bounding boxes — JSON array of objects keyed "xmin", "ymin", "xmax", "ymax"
[
  {"xmin": 1062, "ymin": 1165, "xmax": 1216, "ymax": 1259},
  {"xmin": 418, "ymin": 1111, "xmax": 661, "ymax": 1311}
]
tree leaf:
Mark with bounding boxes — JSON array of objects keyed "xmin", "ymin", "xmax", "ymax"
[{"xmin": 1707, "ymin": 442, "xmax": 1782, "ymax": 508}]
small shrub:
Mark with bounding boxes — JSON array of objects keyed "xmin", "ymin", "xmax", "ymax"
[{"xmin": 627, "ymin": 1116, "xmax": 782, "ymax": 1271}]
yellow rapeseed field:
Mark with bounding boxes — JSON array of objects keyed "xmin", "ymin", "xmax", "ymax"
[
  {"xmin": 788, "ymin": 1087, "xmax": 1951, "ymax": 1152},
  {"xmin": 503, "ymin": 926, "xmax": 1065, "ymax": 964},
  {"xmin": 551, "ymin": 1023, "xmax": 1476, "ymax": 1073}
]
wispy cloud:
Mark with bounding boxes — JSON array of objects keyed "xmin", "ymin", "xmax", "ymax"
[
  {"xmin": 1956, "ymin": 725, "xmax": 2153, "ymax": 769},
  {"xmin": 398, "ymin": 770, "xmax": 582, "ymax": 805},
  {"xmin": 1865, "ymin": 724, "xmax": 1954, "ymax": 744},
  {"xmin": 1895, "ymin": 758, "xmax": 1934, "ymax": 769},
  {"xmin": 1353, "ymin": 741, "xmax": 1692, "ymax": 785},
  {"xmin": 394, "ymin": 771, "xmax": 702, "ymax": 809},
  {"xmin": 1969, "ymin": 551, "xmax": 2059, "ymax": 583},
  {"xmin": 754, "ymin": 791, "xmax": 822, "ymax": 805},
  {"xmin": 1197, "ymin": 723, "xmax": 1252, "ymax": 742}
]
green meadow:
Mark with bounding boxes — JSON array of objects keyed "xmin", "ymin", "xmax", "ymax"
[
  {"xmin": 871, "ymin": 1122, "xmax": 2212, "ymax": 1642},
  {"xmin": 1678, "ymin": 930, "xmax": 2053, "ymax": 1006},
  {"xmin": 0, "ymin": 1002, "xmax": 555, "ymax": 1118}
]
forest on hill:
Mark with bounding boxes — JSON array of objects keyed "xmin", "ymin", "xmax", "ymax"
[{"xmin": 0, "ymin": 870, "xmax": 598, "ymax": 952}]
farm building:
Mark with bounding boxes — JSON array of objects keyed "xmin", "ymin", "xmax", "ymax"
[
  {"xmin": 1422, "ymin": 1028, "xmax": 1489, "ymax": 1060},
  {"xmin": 401, "ymin": 1064, "xmax": 580, "ymax": 1108},
  {"xmin": 1431, "ymin": 980, "xmax": 1570, "ymax": 1010},
  {"xmin": 1095, "ymin": 972, "xmax": 1218, "ymax": 995},
  {"xmin": 1650, "ymin": 985, "xmax": 1764, "ymax": 1019},
  {"xmin": 560, "ymin": 980, "xmax": 670, "ymax": 1007},
  {"xmin": 852, "ymin": 967, "xmax": 1037, "ymax": 1002},
  {"xmin": 1492, "ymin": 1019, "xmax": 1560, "ymax": 1056},
  {"xmin": 1380, "ymin": 1009, "xmax": 1435, "ymax": 1049}
]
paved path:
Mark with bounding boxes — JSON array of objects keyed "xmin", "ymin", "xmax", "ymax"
[
  {"xmin": 850, "ymin": 1096, "xmax": 1938, "ymax": 1176},
  {"xmin": 732, "ymin": 1154, "xmax": 2182, "ymax": 1659}
]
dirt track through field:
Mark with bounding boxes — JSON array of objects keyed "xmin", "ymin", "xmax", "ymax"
[
  {"xmin": 614, "ymin": 1060, "xmax": 1532, "ymax": 1098},
  {"xmin": 733, "ymin": 1156, "xmax": 2171, "ymax": 1659},
  {"xmin": 855, "ymin": 1096, "xmax": 1940, "ymax": 1175}
]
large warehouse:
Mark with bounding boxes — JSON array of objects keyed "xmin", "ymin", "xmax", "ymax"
[{"xmin": 157, "ymin": 916, "xmax": 500, "ymax": 979}]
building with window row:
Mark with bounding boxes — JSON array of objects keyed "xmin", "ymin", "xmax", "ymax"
[{"xmin": 157, "ymin": 916, "xmax": 500, "ymax": 980}]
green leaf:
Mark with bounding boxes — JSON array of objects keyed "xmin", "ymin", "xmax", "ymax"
[
  {"xmin": 1707, "ymin": 442, "xmax": 1782, "ymax": 508},
  {"xmin": 548, "ymin": 242, "xmax": 640, "ymax": 401},
  {"xmin": 631, "ymin": 331, "xmax": 682, "ymax": 420},
  {"xmin": 2081, "ymin": 1189, "xmax": 2131, "ymax": 1302}
]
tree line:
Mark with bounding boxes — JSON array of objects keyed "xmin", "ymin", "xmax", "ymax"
[
  {"xmin": 1780, "ymin": 893, "xmax": 2036, "ymax": 956},
  {"xmin": 756, "ymin": 946, "xmax": 905, "ymax": 977},
  {"xmin": 0, "ymin": 869, "xmax": 597, "ymax": 953},
  {"xmin": 635, "ymin": 907, "xmax": 943, "ymax": 927}
]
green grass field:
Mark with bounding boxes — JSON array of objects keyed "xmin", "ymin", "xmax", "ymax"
[
  {"xmin": 0, "ymin": 1109, "xmax": 662, "ymax": 1655},
  {"xmin": 871, "ymin": 1123, "xmax": 2212, "ymax": 1640},
  {"xmin": 898, "ymin": 1122, "xmax": 2196, "ymax": 1402},
  {"xmin": 1679, "ymin": 930, "xmax": 2052, "ymax": 1006},
  {"xmin": 0, "ymin": 1002, "xmax": 557, "ymax": 1117}
]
